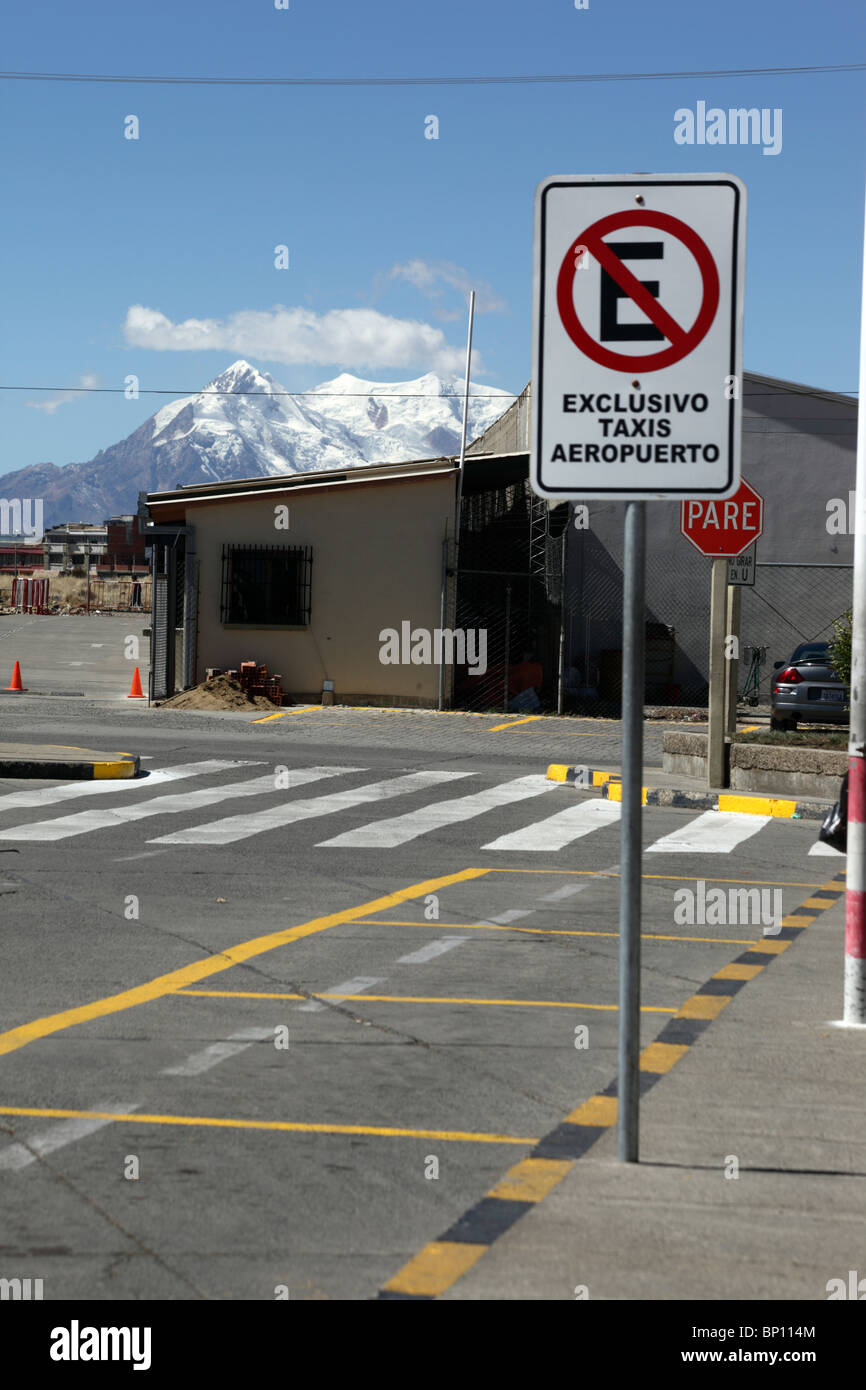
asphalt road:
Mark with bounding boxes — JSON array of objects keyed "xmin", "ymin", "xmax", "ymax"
[{"xmin": 0, "ymin": 679, "xmax": 840, "ymax": 1302}]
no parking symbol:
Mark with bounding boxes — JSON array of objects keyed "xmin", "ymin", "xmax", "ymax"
[{"xmin": 532, "ymin": 174, "xmax": 746, "ymax": 500}]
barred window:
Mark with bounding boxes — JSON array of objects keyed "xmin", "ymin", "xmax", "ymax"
[{"xmin": 220, "ymin": 544, "xmax": 312, "ymax": 626}]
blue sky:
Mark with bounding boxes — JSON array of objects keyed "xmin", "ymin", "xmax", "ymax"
[{"xmin": 2, "ymin": 0, "xmax": 864, "ymax": 469}]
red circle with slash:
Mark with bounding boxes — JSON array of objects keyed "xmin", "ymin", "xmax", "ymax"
[{"xmin": 557, "ymin": 209, "xmax": 720, "ymax": 372}]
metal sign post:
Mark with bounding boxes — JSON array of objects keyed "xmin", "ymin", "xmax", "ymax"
[
  {"xmin": 531, "ymin": 172, "xmax": 746, "ymax": 1162},
  {"xmin": 618, "ymin": 501, "xmax": 646, "ymax": 1161}
]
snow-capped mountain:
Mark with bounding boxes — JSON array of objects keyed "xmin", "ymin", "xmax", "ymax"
[{"xmin": 1, "ymin": 362, "xmax": 514, "ymax": 527}]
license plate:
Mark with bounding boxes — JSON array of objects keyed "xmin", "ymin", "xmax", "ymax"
[{"xmin": 820, "ymin": 689, "xmax": 845, "ymax": 703}]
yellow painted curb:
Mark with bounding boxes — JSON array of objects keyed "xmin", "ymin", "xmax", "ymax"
[
  {"xmin": 717, "ymin": 794, "xmax": 797, "ymax": 818},
  {"xmin": 546, "ymin": 764, "xmax": 570, "ymax": 782},
  {"xmin": 93, "ymin": 755, "xmax": 139, "ymax": 780}
]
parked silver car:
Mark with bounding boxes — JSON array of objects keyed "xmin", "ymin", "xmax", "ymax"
[{"xmin": 770, "ymin": 641, "xmax": 848, "ymax": 730}]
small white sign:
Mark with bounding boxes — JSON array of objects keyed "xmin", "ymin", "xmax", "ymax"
[
  {"xmin": 728, "ymin": 545, "xmax": 756, "ymax": 586},
  {"xmin": 532, "ymin": 173, "xmax": 746, "ymax": 500}
]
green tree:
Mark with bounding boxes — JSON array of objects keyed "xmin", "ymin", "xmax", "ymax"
[{"xmin": 828, "ymin": 608, "xmax": 852, "ymax": 693}]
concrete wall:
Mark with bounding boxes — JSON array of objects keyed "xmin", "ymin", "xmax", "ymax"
[
  {"xmin": 185, "ymin": 474, "xmax": 453, "ymax": 705},
  {"xmin": 467, "ymin": 383, "xmax": 531, "ymax": 456}
]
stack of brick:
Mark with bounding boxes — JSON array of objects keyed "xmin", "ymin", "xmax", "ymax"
[{"xmin": 239, "ymin": 660, "xmax": 284, "ymax": 707}]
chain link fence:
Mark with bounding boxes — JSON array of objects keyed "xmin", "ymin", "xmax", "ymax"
[{"xmin": 449, "ymin": 479, "xmax": 854, "ymax": 715}]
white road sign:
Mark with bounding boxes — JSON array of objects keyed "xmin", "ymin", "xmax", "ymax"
[{"xmin": 531, "ymin": 173, "xmax": 746, "ymax": 500}]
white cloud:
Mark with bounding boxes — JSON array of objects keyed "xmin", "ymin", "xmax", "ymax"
[
  {"xmin": 26, "ymin": 372, "xmax": 100, "ymax": 415},
  {"xmin": 387, "ymin": 260, "xmax": 507, "ymax": 315},
  {"xmin": 123, "ymin": 304, "xmax": 480, "ymax": 374}
]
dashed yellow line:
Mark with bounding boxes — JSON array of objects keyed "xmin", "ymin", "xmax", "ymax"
[
  {"xmin": 0, "ymin": 1105, "xmax": 537, "ymax": 1146},
  {"xmin": 487, "ymin": 715, "xmax": 544, "ymax": 732},
  {"xmin": 0, "ymin": 868, "xmax": 489, "ymax": 1060}
]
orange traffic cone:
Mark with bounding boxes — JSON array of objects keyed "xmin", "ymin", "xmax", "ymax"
[
  {"xmin": 127, "ymin": 666, "xmax": 145, "ymax": 699},
  {"xmin": 5, "ymin": 661, "xmax": 26, "ymax": 692}
]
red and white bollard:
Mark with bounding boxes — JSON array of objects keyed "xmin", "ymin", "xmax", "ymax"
[
  {"xmin": 845, "ymin": 184, "xmax": 866, "ymax": 1026},
  {"xmin": 846, "ymin": 764, "xmax": 866, "ymax": 1023}
]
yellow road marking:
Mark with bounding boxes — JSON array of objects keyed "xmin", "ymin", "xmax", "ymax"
[
  {"xmin": 382, "ymin": 1242, "xmax": 487, "ymax": 1296},
  {"xmin": 640, "ymin": 1041, "xmax": 689, "ymax": 1073},
  {"xmin": 713, "ymin": 962, "xmax": 764, "ymax": 981},
  {"xmin": 799, "ymin": 898, "xmax": 836, "ymax": 910},
  {"xmin": 745, "ymin": 938, "xmax": 791, "ymax": 954},
  {"xmin": 0, "ymin": 1105, "xmax": 537, "ymax": 1146},
  {"xmin": 354, "ymin": 919, "xmax": 758, "ymax": 946},
  {"xmin": 488, "ymin": 716, "xmax": 543, "ymax": 732},
  {"xmin": 564, "ymin": 1095, "xmax": 617, "ymax": 1126},
  {"xmin": 250, "ymin": 704, "xmax": 319, "ymax": 724},
  {"xmin": 0, "ymin": 868, "xmax": 489, "ymax": 1060},
  {"xmin": 677, "ymin": 993, "xmax": 732, "ymax": 1020},
  {"xmin": 488, "ymin": 1157, "xmax": 573, "ymax": 1203},
  {"xmin": 173, "ymin": 989, "xmax": 676, "ymax": 1013}
]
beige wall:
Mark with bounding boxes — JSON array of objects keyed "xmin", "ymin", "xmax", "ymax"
[{"xmin": 186, "ymin": 474, "xmax": 454, "ymax": 705}]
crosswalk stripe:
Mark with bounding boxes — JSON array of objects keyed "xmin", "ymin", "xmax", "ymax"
[
  {"xmin": 646, "ymin": 810, "xmax": 771, "ymax": 854},
  {"xmin": 317, "ymin": 774, "xmax": 557, "ymax": 849},
  {"xmin": 0, "ymin": 760, "xmax": 260, "ymax": 814},
  {"xmin": 0, "ymin": 766, "xmax": 357, "ymax": 842},
  {"xmin": 148, "ymin": 771, "xmax": 472, "ymax": 846},
  {"xmin": 482, "ymin": 797, "xmax": 621, "ymax": 851}
]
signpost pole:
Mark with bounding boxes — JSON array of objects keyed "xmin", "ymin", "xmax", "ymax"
[
  {"xmin": 725, "ymin": 581, "xmax": 742, "ymax": 735},
  {"xmin": 844, "ymin": 188, "xmax": 866, "ymax": 1026},
  {"xmin": 707, "ymin": 557, "xmax": 729, "ymax": 788},
  {"xmin": 617, "ymin": 500, "xmax": 645, "ymax": 1163}
]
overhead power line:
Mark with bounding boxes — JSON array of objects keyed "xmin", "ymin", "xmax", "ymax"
[
  {"xmin": 1, "ymin": 62, "xmax": 863, "ymax": 87},
  {"xmin": 0, "ymin": 385, "xmax": 857, "ymax": 400},
  {"xmin": 0, "ymin": 386, "xmax": 522, "ymax": 399}
]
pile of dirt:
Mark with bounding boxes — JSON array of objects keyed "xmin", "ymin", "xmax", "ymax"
[{"xmin": 157, "ymin": 674, "xmax": 281, "ymax": 711}]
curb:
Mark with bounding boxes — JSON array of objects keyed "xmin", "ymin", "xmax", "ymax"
[
  {"xmin": 545, "ymin": 764, "xmax": 831, "ymax": 821},
  {"xmin": 378, "ymin": 870, "xmax": 848, "ymax": 1299},
  {"xmin": 0, "ymin": 746, "xmax": 140, "ymax": 780}
]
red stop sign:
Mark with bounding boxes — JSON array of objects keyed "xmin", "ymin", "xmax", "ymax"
[{"xmin": 680, "ymin": 479, "xmax": 764, "ymax": 557}]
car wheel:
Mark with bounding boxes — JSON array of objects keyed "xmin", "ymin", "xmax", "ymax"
[{"xmin": 770, "ymin": 716, "xmax": 784, "ymax": 731}]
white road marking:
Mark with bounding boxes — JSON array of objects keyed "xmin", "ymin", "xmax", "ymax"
[
  {"xmin": 161, "ymin": 1027, "xmax": 275, "ymax": 1077},
  {"xmin": 541, "ymin": 883, "xmax": 589, "ymax": 902},
  {"xmin": 114, "ymin": 850, "xmax": 167, "ymax": 861},
  {"xmin": 396, "ymin": 937, "xmax": 468, "ymax": 964},
  {"xmin": 482, "ymin": 797, "xmax": 621, "ymax": 851},
  {"xmin": 318, "ymin": 774, "xmax": 557, "ymax": 849},
  {"xmin": 149, "ymin": 771, "xmax": 469, "ymax": 846},
  {"xmin": 0, "ymin": 1101, "xmax": 141, "ymax": 1170},
  {"xmin": 297, "ymin": 976, "xmax": 385, "ymax": 1012},
  {"xmin": 67, "ymin": 662, "xmax": 84, "ymax": 667},
  {"xmin": 90, "ymin": 644, "xmax": 104, "ymax": 648},
  {"xmin": 0, "ymin": 760, "xmax": 260, "ymax": 814},
  {"xmin": 488, "ymin": 909, "xmax": 532, "ymax": 924},
  {"xmin": 0, "ymin": 766, "xmax": 355, "ymax": 841},
  {"xmin": 646, "ymin": 810, "xmax": 771, "ymax": 854},
  {"xmin": 809, "ymin": 840, "xmax": 846, "ymax": 856}
]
